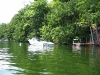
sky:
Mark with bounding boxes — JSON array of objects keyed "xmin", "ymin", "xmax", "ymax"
[
  {"xmin": 0, "ymin": 0, "xmax": 51, "ymax": 24},
  {"xmin": 0, "ymin": 0, "xmax": 34, "ymax": 23}
]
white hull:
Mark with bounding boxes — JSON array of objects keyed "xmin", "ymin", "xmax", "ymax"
[{"xmin": 28, "ymin": 38, "xmax": 54, "ymax": 46}]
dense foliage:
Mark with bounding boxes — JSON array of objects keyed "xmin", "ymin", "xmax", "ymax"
[{"xmin": 0, "ymin": 0, "xmax": 100, "ymax": 44}]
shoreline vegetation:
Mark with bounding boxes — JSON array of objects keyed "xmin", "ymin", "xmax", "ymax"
[{"xmin": 0, "ymin": 0, "xmax": 100, "ymax": 45}]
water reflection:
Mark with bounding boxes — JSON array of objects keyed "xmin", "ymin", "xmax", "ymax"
[
  {"xmin": 28, "ymin": 44, "xmax": 54, "ymax": 52},
  {"xmin": 0, "ymin": 47, "xmax": 24, "ymax": 75},
  {"xmin": 89, "ymin": 45, "xmax": 100, "ymax": 72},
  {"xmin": 72, "ymin": 45, "xmax": 81, "ymax": 57},
  {"xmin": 89, "ymin": 45, "xmax": 95, "ymax": 68},
  {"xmin": 0, "ymin": 42, "xmax": 100, "ymax": 75}
]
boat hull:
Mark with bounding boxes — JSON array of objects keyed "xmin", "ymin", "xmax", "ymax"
[{"xmin": 28, "ymin": 38, "xmax": 54, "ymax": 46}]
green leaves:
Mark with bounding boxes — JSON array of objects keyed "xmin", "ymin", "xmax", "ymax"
[{"xmin": 0, "ymin": 0, "xmax": 100, "ymax": 44}]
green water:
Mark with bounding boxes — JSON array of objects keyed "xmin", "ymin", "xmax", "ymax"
[{"xmin": 0, "ymin": 42, "xmax": 100, "ymax": 75}]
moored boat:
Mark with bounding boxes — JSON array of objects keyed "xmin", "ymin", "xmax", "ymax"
[
  {"xmin": 28, "ymin": 38, "xmax": 54, "ymax": 46},
  {"xmin": 73, "ymin": 39, "xmax": 81, "ymax": 46}
]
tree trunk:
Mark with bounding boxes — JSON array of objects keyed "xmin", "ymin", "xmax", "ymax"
[{"xmin": 90, "ymin": 27, "xmax": 94, "ymax": 44}]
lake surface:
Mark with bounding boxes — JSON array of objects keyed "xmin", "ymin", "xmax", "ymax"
[{"xmin": 0, "ymin": 42, "xmax": 100, "ymax": 75}]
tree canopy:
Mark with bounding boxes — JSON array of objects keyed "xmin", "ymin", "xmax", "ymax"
[{"xmin": 0, "ymin": 0, "xmax": 100, "ymax": 44}]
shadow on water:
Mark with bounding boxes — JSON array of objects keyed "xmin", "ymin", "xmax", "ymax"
[{"xmin": 0, "ymin": 42, "xmax": 100, "ymax": 75}]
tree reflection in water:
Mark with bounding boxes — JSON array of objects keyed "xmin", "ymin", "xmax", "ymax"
[
  {"xmin": 89, "ymin": 45, "xmax": 100, "ymax": 74},
  {"xmin": 0, "ymin": 42, "xmax": 100, "ymax": 75},
  {"xmin": 89, "ymin": 45, "xmax": 95, "ymax": 67}
]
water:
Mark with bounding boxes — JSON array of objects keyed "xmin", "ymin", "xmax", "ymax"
[{"xmin": 0, "ymin": 42, "xmax": 100, "ymax": 75}]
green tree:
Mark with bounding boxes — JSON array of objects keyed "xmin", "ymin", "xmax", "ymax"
[{"xmin": 27, "ymin": 0, "xmax": 50, "ymax": 38}]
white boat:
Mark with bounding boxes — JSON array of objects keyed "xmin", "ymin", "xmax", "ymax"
[
  {"xmin": 73, "ymin": 39, "xmax": 81, "ymax": 46},
  {"xmin": 28, "ymin": 38, "xmax": 54, "ymax": 46}
]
